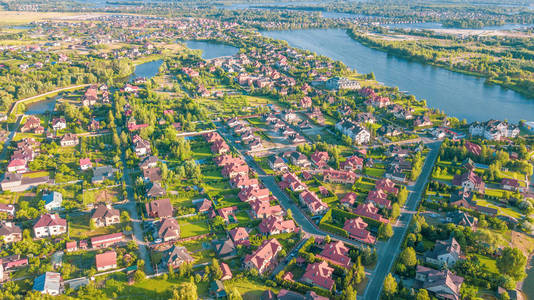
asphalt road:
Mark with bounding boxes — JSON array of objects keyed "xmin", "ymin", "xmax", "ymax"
[{"xmin": 363, "ymin": 141, "xmax": 441, "ymax": 300}]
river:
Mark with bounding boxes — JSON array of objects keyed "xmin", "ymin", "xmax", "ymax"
[
  {"xmin": 262, "ymin": 28, "xmax": 534, "ymax": 122},
  {"xmin": 185, "ymin": 41, "xmax": 239, "ymax": 59}
]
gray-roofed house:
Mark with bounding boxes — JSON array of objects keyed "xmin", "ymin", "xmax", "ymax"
[{"xmin": 43, "ymin": 192, "xmax": 63, "ymax": 211}]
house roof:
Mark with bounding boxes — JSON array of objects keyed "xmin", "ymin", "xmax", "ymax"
[
  {"xmin": 33, "ymin": 272, "xmax": 61, "ymax": 293},
  {"xmin": 34, "ymin": 214, "xmax": 66, "ymax": 228},
  {"xmin": 95, "ymin": 251, "xmax": 117, "ymax": 269},
  {"xmin": 301, "ymin": 261, "xmax": 334, "ymax": 290},
  {"xmin": 91, "ymin": 204, "xmax": 120, "ymax": 220},
  {"xmin": 146, "ymin": 198, "xmax": 173, "ymax": 218}
]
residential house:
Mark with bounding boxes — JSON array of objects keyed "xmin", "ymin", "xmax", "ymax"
[
  {"xmin": 79, "ymin": 158, "xmax": 92, "ymax": 170},
  {"xmin": 229, "ymin": 227, "xmax": 249, "ymax": 246},
  {"xmin": 299, "ymin": 190, "xmax": 329, "ymax": 215},
  {"xmin": 310, "ymin": 151, "xmax": 329, "ymax": 168},
  {"xmin": 353, "ymin": 202, "xmax": 389, "ymax": 224},
  {"xmin": 33, "ymin": 272, "xmax": 62, "ymax": 296},
  {"xmin": 157, "ymin": 218, "xmax": 180, "ymax": 242},
  {"xmin": 416, "ymin": 265, "xmax": 464, "ymax": 300},
  {"xmin": 279, "ymin": 172, "xmax": 307, "ymax": 192},
  {"xmin": 366, "ymin": 190, "xmax": 391, "ymax": 209},
  {"xmin": 425, "ymin": 237, "xmax": 462, "ymax": 267},
  {"xmin": 139, "ymin": 156, "xmax": 159, "ymax": 170},
  {"xmin": 167, "ymin": 245, "xmax": 194, "ymax": 269},
  {"xmin": 340, "ymin": 155, "xmax": 363, "ymax": 171},
  {"xmin": 259, "ymin": 215, "xmax": 297, "ymax": 235},
  {"xmin": 210, "ymin": 280, "xmax": 227, "ymax": 298},
  {"xmin": 317, "ymin": 241, "xmax": 351, "ymax": 269},
  {"xmin": 212, "ymin": 239, "xmax": 236, "ymax": 259},
  {"xmin": 251, "ymin": 200, "xmax": 283, "ymax": 219},
  {"xmin": 343, "ymin": 218, "xmax": 376, "ymax": 244},
  {"xmin": 91, "ymin": 165, "xmax": 118, "ymax": 184},
  {"xmin": 91, "ymin": 204, "xmax": 120, "ymax": 227},
  {"xmin": 220, "ymin": 262, "xmax": 232, "ymax": 280},
  {"xmin": 43, "ymin": 192, "xmax": 63, "ymax": 211},
  {"xmin": 446, "ymin": 211, "xmax": 477, "ymax": 230},
  {"xmin": 335, "ymin": 120, "xmax": 371, "ymax": 145},
  {"xmin": 289, "ymin": 152, "xmax": 311, "ymax": 168},
  {"xmin": 301, "ymin": 261, "xmax": 334, "ymax": 290},
  {"xmin": 33, "ymin": 214, "xmax": 67, "ymax": 238},
  {"xmin": 91, "ymin": 233, "xmax": 123, "ymax": 249},
  {"xmin": 217, "ymin": 206, "xmax": 238, "ymax": 223},
  {"xmin": 244, "ymin": 238, "xmax": 282, "ymax": 274},
  {"xmin": 146, "ymin": 182, "xmax": 166, "ymax": 198},
  {"xmin": 51, "ymin": 118, "xmax": 66, "ymax": 130},
  {"xmin": 146, "ymin": 198, "xmax": 173, "ymax": 219},
  {"xmin": 59, "ymin": 133, "xmax": 79, "ymax": 147},
  {"xmin": 323, "ymin": 169, "xmax": 357, "ymax": 184},
  {"xmin": 268, "ymin": 155, "xmax": 288, "ymax": 172},
  {"xmin": 95, "ymin": 251, "xmax": 117, "ymax": 272},
  {"xmin": 452, "ymin": 170, "xmax": 485, "ymax": 193},
  {"xmin": 0, "ymin": 221, "xmax": 22, "ymax": 243},
  {"xmin": 340, "ymin": 192, "xmax": 358, "ymax": 207}
]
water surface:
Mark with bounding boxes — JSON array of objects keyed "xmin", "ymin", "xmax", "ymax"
[
  {"xmin": 131, "ymin": 59, "xmax": 163, "ymax": 80},
  {"xmin": 185, "ymin": 41, "xmax": 239, "ymax": 59},
  {"xmin": 262, "ymin": 28, "xmax": 534, "ymax": 122},
  {"xmin": 25, "ymin": 98, "xmax": 56, "ymax": 115}
]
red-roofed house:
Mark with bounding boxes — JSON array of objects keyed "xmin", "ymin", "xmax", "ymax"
[
  {"xmin": 244, "ymin": 238, "xmax": 282, "ymax": 274},
  {"xmin": 229, "ymin": 227, "xmax": 249, "ymax": 246},
  {"xmin": 238, "ymin": 186, "xmax": 270, "ymax": 202},
  {"xmin": 501, "ymin": 178, "xmax": 520, "ymax": 192},
  {"xmin": 452, "ymin": 170, "xmax": 485, "ymax": 193},
  {"xmin": 317, "ymin": 241, "xmax": 351, "ymax": 269},
  {"xmin": 218, "ymin": 206, "xmax": 238, "ymax": 223},
  {"xmin": 343, "ymin": 218, "xmax": 376, "ymax": 244},
  {"xmin": 279, "ymin": 172, "xmax": 307, "ymax": 192},
  {"xmin": 95, "ymin": 251, "xmax": 117, "ymax": 272},
  {"xmin": 91, "ymin": 232, "xmax": 123, "ymax": 249},
  {"xmin": 353, "ymin": 202, "xmax": 389, "ymax": 224},
  {"xmin": 250, "ymin": 200, "xmax": 283, "ymax": 219},
  {"xmin": 259, "ymin": 216, "xmax": 297, "ymax": 235},
  {"xmin": 340, "ymin": 155, "xmax": 364, "ymax": 171},
  {"xmin": 79, "ymin": 158, "xmax": 92, "ymax": 170},
  {"xmin": 220, "ymin": 262, "xmax": 232, "ymax": 281},
  {"xmin": 301, "ymin": 261, "xmax": 335, "ymax": 290},
  {"xmin": 146, "ymin": 198, "xmax": 173, "ymax": 219},
  {"xmin": 375, "ymin": 178, "xmax": 398, "ymax": 195},
  {"xmin": 300, "ymin": 97, "xmax": 312, "ymax": 108},
  {"xmin": 323, "ymin": 170, "xmax": 357, "ymax": 184},
  {"xmin": 299, "ymin": 190, "xmax": 329, "ymax": 215},
  {"xmin": 465, "ymin": 141, "xmax": 481, "ymax": 156},
  {"xmin": 33, "ymin": 214, "xmax": 67, "ymax": 238},
  {"xmin": 340, "ymin": 192, "xmax": 358, "ymax": 207},
  {"xmin": 366, "ymin": 190, "xmax": 392, "ymax": 209},
  {"xmin": 310, "ymin": 151, "xmax": 329, "ymax": 168},
  {"xmin": 7, "ymin": 159, "xmax": 26, "ymax": 173}
]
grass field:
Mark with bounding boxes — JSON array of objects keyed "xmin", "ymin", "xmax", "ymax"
[
  {"xmin": 0, "ymin": 11, "xmax": 78, "ymax": 25},
  {"xmin": 474, "ymin": 254, "xmax": 498, "ymax": 273},
  {"xmin": 224, "ymin": 277, "xmax": 280, "ymax": 300},
  {"xmin": 68, "ymin": 213, "xmax": 120, "ymax": 239},
  {"xmin": 475, "ymin": 199, "xmax": 522, "ymax": 219},
  {"xmin": 177, "ymin": 219, "xmax": 210, "ymax": 238}
]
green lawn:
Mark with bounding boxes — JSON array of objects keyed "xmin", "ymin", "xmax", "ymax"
[
  {"xmin": 68, "ymin": 213, "xmax": 121, "ymax": 239},
  {"xmin": 364, "ymin": 167, "xmax": 386, "ymax": 178},
  {"xmin": 178, "ymin": 219, "xmax": 210, "ymax": 238},
  {"xmin": 475, "ymin": 199, "xmax": 522, "ymax": 219},
  {"xmin": 224, "ymin": 277, "xmax": 280, "ymax": 300},
  {"xmin": 474, "ymin": 254, "xmax": 498, "ymax": 273}
]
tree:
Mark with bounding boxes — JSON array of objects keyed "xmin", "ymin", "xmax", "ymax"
[
  {"xmin": 416, "ymin": 289, "xmax": 430, "ymax": 300},
  {"xmin": 378, "ymin": 223, "xmax": 394, "ymax": 240},
  {"xmin": 324, "ymin": 235, "xmax": 331, "ymax": 244},
  {"xmin": 399, "ymin": 247, "xmax": 417, "ymax": 267},
  {"xmin": 391, "ymin": 203, "xmax": 401, "ymax": 220},
  {"xmin": 211, "ymin": 258, "xmax": 223, "ymax": 279},
  {"xmin": 133, "ymin": 270, "xmax": 146, "ymax": 282},
  {"xmin": 496, "ymin": 247, "xmax": 527, "ymax": 280},
  {"xmin": 383, "ymin": 273, "xmax": 397, "ymax": 298},
  {"xmin": 172, "ymin": 279, "xmax": 197, "ymax": 300},
  {"xmin": 343, "ymin": 285, "xmax": 357, "ymax": 300}
]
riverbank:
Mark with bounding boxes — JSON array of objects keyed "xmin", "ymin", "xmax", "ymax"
[{"xmin": 347, "ymin": 28, "xmax": 534, "ymax": 100}]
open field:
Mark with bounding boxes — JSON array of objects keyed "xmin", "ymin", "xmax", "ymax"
[{"xmin": 0, "ymin": 11, "xmax": 78, "ymax": 25}]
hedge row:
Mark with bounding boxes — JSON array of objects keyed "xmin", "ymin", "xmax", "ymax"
[
  {"xmin": 319, "ymin": 222, "xmax": 349, "ymax": 238},
  {"xmin": 332, "ymin": 208, "xmax": 382, "ymax": 229}
]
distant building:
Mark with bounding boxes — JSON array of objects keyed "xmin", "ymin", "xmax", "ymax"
[{"xmin": 33, "ymin": 272, "xmax": 62, "ymax": 295}]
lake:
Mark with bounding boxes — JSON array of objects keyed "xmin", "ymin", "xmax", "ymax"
[
  {"xmin": 185, "ymin": 41, "xmax": 239, "ymax": 59},
  {"xmin": 131, "ymin": 59, "xmax": 163, "ymax": 81},
  {"xmin": 262, "ymin": 28, "xmax": 534, "ymax": 122},
  {"xmin": 25, "ymin": 98, "xmax": 56, "ymax": 115}
]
